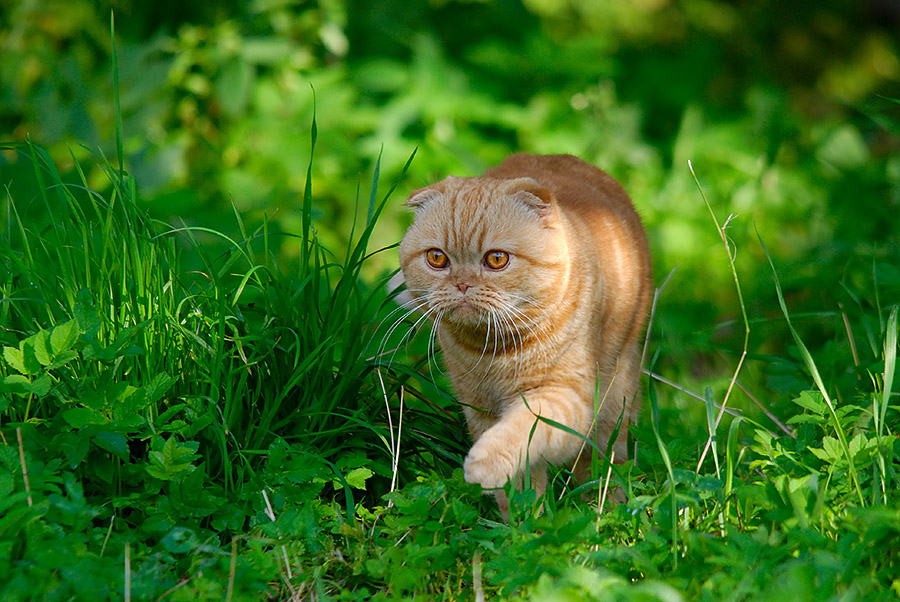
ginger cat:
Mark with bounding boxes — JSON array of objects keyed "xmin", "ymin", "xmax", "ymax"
[{"xmin": 397, "ymin": 154, "xmax": 651, "ymax": 517}]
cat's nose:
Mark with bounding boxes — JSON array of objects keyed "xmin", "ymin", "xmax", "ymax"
[{"xmin": 458, "ymin": 283, "xmax": 469, "ymax": 294}]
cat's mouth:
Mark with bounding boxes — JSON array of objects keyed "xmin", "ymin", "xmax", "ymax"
[
  {"xmin": 453, "ymin": 300, "xmax": 475, "ymax": 315},
  {"xmin": 446, "ymin": 299, "xmax": 481, "ymax": 323}
]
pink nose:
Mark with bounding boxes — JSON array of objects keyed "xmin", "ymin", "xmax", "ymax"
[{"xmin": 458, "ymin": 283, "xmax": 469, "ymax": 294}]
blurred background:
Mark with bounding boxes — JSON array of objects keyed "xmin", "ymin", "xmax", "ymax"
[{"xmin": 2, "ymin": 0, "xmax": 900, "ymax": 426}]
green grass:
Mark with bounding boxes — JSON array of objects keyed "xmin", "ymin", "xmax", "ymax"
[{"xmin": 2, "ymin": 124, "xmax": 899, "ymax": 600}]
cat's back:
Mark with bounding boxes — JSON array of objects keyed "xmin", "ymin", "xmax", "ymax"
[{"xmin": 484, "ymin": 153, "xmax": 645, "ymax": 249}]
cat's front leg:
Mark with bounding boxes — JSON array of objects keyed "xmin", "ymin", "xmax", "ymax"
[{"xmin": 463, "ymin": 386, "xmax": 591, "ymax": 491}]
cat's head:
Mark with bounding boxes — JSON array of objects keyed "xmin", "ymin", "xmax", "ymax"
[{"xmin": 398, "ymin": 176, "xmax": 568, "ymax": 330}]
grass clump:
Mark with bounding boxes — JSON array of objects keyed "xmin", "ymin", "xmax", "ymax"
[{"xmin": 0, "ymin": 124, "xmax": 446, "ymax": 598}]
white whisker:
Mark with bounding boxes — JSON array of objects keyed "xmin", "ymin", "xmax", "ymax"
[
  {"xmin": 374, "ymin": 295, "xmax": 435, "ymax": 370},
  {"xmin": 505, "ymin": 306, "xmax": 526, "ymax": 382},
  {"xmin": 460, "ymin": 313, "xmax": 493, "ymax": 378},
  {"xmin": 507, "ymin": 302, "xmax": 554, "ymax": 370},
  {"xmin": 427, "ymin": 310, "xmax": 446, "ymax": 382}
]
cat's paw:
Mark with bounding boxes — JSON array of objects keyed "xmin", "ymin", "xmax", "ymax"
[{"xmin": 463, "ymin": 441, "xmax": 517, "ymax": 489}]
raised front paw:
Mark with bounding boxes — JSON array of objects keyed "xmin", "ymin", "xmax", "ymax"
[{"xmin": 463, "ymin": 438, "xmax": 518, "ymax": 489}]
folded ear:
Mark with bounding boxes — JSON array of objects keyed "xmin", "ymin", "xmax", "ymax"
[
  {"xmin": 405, "ymin": 186, "xmax": 442, "ymax": 209},
  {"xmin": 406, "ymin": 177, "xmax": 457, "ymax": 209},
  {"xmin": 506, "ymin": 177, "xmax": 555, "ymax": 219}
]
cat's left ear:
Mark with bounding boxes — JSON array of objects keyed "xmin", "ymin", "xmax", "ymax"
[{"xmin": 508, "ymin": 178, "xmax": 555, "ymax": 220}]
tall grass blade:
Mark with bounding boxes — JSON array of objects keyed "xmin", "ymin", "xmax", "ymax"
[
  {"xmin": 110, "ymin": 12, "xmax": 124, "ymax": 176},
  {"xmin": 688, "ymin": 161, "xmax": 749, "ymax": 474},
  {"xmin": 758, "ymin": 230, "xmax": 865, "ymax": 506},
  {"xmin": 703, "ymin": 386, "xmax": 721, "ymax": 479},
  {"xmin": 724, "ymin": 416, "xmax": 745, "ymax": 530},
  {"xmin": 879, "ymin": 306, "xmax": 897, "ymax": 438},
  {"xmin": 724, "ymin": 416, "xmax": 744, "ymax": 498},
  {"xmin": 301, "ymin": 92, "xmax": 317, "ymax": 270},
  {"xmin": 875, "ymin": 306, "xmax": 898, "ymax": 502},
  {"xmin": 368, "ymin": 146, "xmax": 382, "ymax": 226},
  {"xmin": 648, "ymin": 371, "xmax": 678, "ymax": 568}
]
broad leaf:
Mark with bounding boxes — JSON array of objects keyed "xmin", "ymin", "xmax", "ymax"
[
  {"xmin": 50, "ymin": 320, "xmax": 79, "ymax": 356},
  {"xmin": 31, "ymin": 330, "xmax": 53, "ymax": 366},
  {"xmin": 3, "ymin": 347, "xmax": 28, "ymax": 375},
  {"xmin": 147, "ymin": 437, "xmax": 199, "ymax": 480},
  {"xmin": 28, "ymin": 373, "xmax": 52, "ymax": 396},
  {"xmin": 792, "ymin": 391, "xmax": 826, "ymax": 415},
  {"xmin": 63, "ymin": 407, "xmax": 110, "ymax": 428},
  {"xmin": 94, "ymin": 432, "xmax": 130, "ymax": 461}
]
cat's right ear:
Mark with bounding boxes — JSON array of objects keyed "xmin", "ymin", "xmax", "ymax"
[{"xmin": 405, "ymin": 186, "xmax": 443, "ymax": 210}]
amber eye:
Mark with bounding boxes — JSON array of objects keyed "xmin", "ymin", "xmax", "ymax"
[
  {"xmin": 425, "ymin": 248, "xmax": 449, "ymax": 269},
  {"xmin": 483, "ymin": 250, "xmax": 510, "ymax": 270}
]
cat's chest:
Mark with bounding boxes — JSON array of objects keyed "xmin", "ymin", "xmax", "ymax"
[
  {"xmin": 454, "ymin": 371, "xmax": 516, "ymax": 414},
  {"xmin": 441, "ymin": 342, "xmax": 539, "ymax": 413}
]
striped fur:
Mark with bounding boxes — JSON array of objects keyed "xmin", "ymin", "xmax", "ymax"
[{"xmin": 398, "ymin": 154, "xmax": 651, "ymax": 517}]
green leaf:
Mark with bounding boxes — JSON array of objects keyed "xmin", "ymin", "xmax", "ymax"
[
  {"xmin": 1, "ymin": 374, "xmax": 31, "ymax": 395},
  {"xmin": 143, "ymin": 373, "xmax": 177, "ymax": 403},
  {"xmin": 74, "ymin": 288, "xmax": 101, "ymax": 338},
  {"xmin": 159, "ymin": 526, "xmax": 199, "ymax": 554},
  {"xmin": 169, "ymin": 468, "xmax": 223, "ymax": 518},
  {"xmin": 155, "ymin": 403, "xmax": 188, "ymax": 425},
  {"xmin": 823, "ymin": 436, "xmax": 842, "ymax": 460},
  {"xmin": 146, "ymin": 457, "xmax": 172, "ymax": 480},
  {"xmin": 59, "ymin": 433, "xmax": 91, "ymax": 467},
  {"xmin": 31, "ymin": 330, "xmax": 52, "ymax": 366},
  {"xmin": 46, "ymin": 350, "xmax": 78, "ymax": 371},
  {"xmin": 63, "ymin": 407, "xmax": 110, "ymax": 428},
  {"xmin": 786, "ymin": 413, "xmax": 825, "ymax": 426},
  {"xmin": 147, "ymin": 437, "xmax": 199, "ymax": 481},
  {"xmin": 21, "ymin": 343, "xmax": 42, "ymax": 376},
  {"xmin": 3, "ymin": 347, "xmax": 27, "ymax": 375},
  {"xmin": 696, "ymin": 476, "xmax": 724, "ymax": 491},
  {"xmin": 848, "ymin": 433, "xmax": 875, "ymax": 461},
  {"xmin": 342, "ymin": 467, "xmax": 374, "ymax": 490},
  {"xmin": 50, "ymin": 320, "xmax": 79, "ymax": 356},
  {"xmin": 28, "ymin": 373, "xmax": 52, "ymax": 396},
  {"xmin": 79, "ymin": 390, "xmax": 106, "ymax": 411},
  {"xmin": 0, "ymin": 469, "xmax": 13, "ymax": 499},
  {"xmin": 792, "ymin": 390, "xmax": 826, "ymax": 415},
  {"xmin": 811, "ymin": 436, "xmax": 843, "ymax": 463},
  {"xmin": 879, "ymin": 306, "xmax": 897, "ymax": 439},
  {"xmin": 759, "ymin": 232, "xmax": 864, "ymax": 505},
  {"xmin": 807, "ymin": 448, "xmax": 829, "ymax": 463},
  {"xmin": 184, "ymin": 416, "xmax": 213, "ymax": 438},
  {"xmin": 4, "ymin": 342, "xmax": 43, "ymax": 377},
  {"xmin": 121, "ymin": 386, "xmax": 148, "ymax": 411},
  {"xmin": 94, "ymin": 432, "xmax": 130, "ymax": 461}
]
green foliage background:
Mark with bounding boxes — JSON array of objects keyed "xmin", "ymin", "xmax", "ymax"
[{"xmin": 1, "ymin": 0, "xmax": 900, "ymax": 599}]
